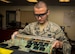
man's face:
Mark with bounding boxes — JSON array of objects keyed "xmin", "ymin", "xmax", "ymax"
[{"xmin": 34, "ymin": 7, "xmax": 49, "ymax": 24}]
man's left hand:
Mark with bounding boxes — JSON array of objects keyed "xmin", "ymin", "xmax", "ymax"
[{"xmin": 52, "ymin": 40, "xmax": 63, "ymax": 48}]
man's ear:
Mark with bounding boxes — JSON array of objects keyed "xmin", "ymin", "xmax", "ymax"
[{"xmin": 47, "ymin": 10, "xmax": 50, "ymax": 15}]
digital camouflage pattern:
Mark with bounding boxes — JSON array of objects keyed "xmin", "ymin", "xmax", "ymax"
[{"xmin": 18, "ymin": 21, "xmax": 71, "ymax": 54}]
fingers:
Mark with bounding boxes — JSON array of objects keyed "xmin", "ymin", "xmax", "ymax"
[
  {"xmin": 11, "ymin": 31, "xmax": 19, "ymax": 39},
  {"xmin": 52, "ymin": 40, "xmax": 63, "ymax": 48},
  {"xmin": 55, "ymin": 42, "xmax": 60, "ymax": 48},
  {"xmin": 52, "ymin": 41, "xmax": 57, "ymax": 48},
  {"xmin": 59, "ymin": 42, "xmax": 63, "ymax": 48},
  {"xmin": 11, "ymin": 34, "xmax": 15, "ymax": 39}
]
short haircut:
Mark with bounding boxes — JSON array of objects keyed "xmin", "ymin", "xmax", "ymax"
[{"xmin": 34, "ymin": 1, "xmax": 48, "ymax": 9}]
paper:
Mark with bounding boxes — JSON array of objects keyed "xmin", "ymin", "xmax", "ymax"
[{"xmin": 0, "ymin": 48, "xmax": 13, "ymax": 54}]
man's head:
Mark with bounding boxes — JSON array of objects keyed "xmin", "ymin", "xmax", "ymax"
[{"xmin": 34, "ymin": 1, "xmax": 50, "ymax": 24}]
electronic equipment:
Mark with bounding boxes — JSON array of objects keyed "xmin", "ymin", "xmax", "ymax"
[{"xmin": 0, "ymin": 34, "xmax": 56, "ymax": 54}]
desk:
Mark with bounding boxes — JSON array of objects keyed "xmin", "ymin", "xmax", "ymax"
[{"xmin": 0, "ymin": 47, "xmax": 48, "ymax": 54}]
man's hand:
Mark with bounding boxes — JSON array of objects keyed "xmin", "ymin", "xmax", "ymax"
[
  {"xmin": 11, "ymin": 31, "xmax": 19, "ymax": 39},
  {"xmin": 52, "ymin": 40, "xmax": 63, "ymax": 48}
]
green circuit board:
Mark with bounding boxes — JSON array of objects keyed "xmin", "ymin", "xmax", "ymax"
[{"xmin": 1, "ymin": 34, "xmax": 56, "ymax": 54}]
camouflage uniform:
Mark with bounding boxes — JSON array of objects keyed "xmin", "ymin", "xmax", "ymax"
[{"xmin": 18, "ymin": 21, "xmax": 71, "ymax": 54}]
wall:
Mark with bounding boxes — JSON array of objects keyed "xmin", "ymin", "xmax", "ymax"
[
  {"xmin": 0, "ymin": 6, "xmax": 75, "ymax": 40},
  {"xmin": 48, "ymin": 6, "xmax": 75, "ymax": 40}
]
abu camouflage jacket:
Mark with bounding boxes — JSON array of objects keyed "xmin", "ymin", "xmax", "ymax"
[{"xmin": 18, "ymin": 21, "xmax": 71, "ymax": 54}]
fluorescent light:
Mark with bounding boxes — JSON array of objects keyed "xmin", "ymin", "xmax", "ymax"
[
  {"xmin": 59, "ymin": 0, "xmax": 70, "ymax": 2},
  {"xmin": 0, "ymin": 0, "xmax": 11, "ymax": 3},
  {"xmin": 27, "ymin": 0, "xmax": 38, "ymax": 2},
  {"xmin": 65, "ymin": 0, "xmax": 70, "ymax": 2},
  {"xmin": 59, "ymin": 0, "xmax": 65, "ymax": 2}
]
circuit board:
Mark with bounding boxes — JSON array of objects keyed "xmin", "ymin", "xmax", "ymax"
[{"xmin": 0, "ymin": 34, "xmax": 56, "ymax": 54}]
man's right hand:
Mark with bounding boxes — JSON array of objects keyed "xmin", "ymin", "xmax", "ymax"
[{"xmin": 11, "ymin": 31, "xmax": 19, "ymax": 39}]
